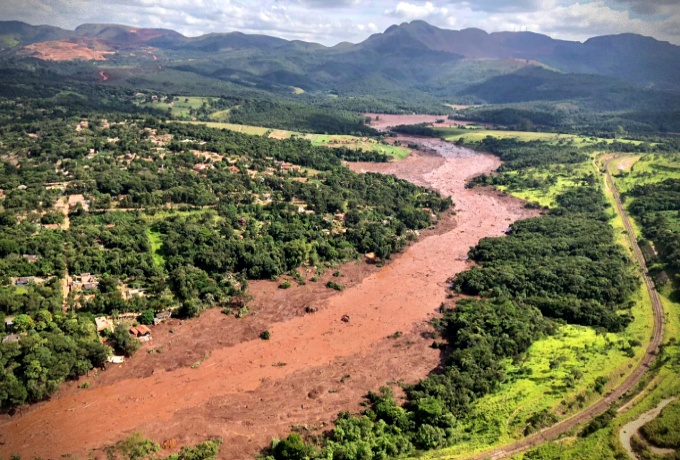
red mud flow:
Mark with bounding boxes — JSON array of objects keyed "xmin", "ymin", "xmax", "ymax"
[{"xmin": 0, "ymin": 139, "xmax": 535, "ymax": 459}]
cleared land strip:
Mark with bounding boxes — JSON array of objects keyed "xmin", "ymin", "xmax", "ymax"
[{"xmin": 453, "ymin": 159, "xmax": 666, "ymax": 460}]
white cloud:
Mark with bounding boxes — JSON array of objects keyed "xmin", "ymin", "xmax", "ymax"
[{"xmin": 387, "ymin": 2, "xmax": 449, "ymax": 20}]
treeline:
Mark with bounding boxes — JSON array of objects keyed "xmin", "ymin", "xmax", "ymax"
[
  {"xmin": 474, "ymin": 137, "xmax": 589, "ymax": 171},
  {"xmin": 455, "ymin": 185, "xmax": 637, "ymax": 332},
  {"xmin": 459, "ymin": 102, "xmax": 680, "ymax": 135},
  {"xmin": 390, "ymin": 123, "xmax": 440, "ymax": 137},
  {"xmin": 625, "ymin": 178, "xmax": 680, "ymax": 295},
  {"xmin": 227, "ymin": 99, "xmax": 376, "ymax": 136}
]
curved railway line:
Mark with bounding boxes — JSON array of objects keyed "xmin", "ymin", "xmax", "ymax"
[{"xmin": 456, "ymin": 157, "xmax": 666, "ymax": 460}]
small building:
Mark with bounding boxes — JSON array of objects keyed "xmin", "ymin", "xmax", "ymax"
[
  {"xmin": 16, "ymin": 277, "xmax": 35, "ymax": 286},
  {"xmin": 41, "ymin": 223, "xmax": 61, "ymax": 230},
  {"xmin": 71, "ymin": 273, "xmax": 99, "ymax": 293},
  {"xmin": 2, "ymin": 334, "xmax": 20, "ymax": 344},
  {"xmin": 22, "ymin": 254, "xmax": 39, "ymax": 263},
  {"xmin": 4, "ymin": 316, "xmax": 15, "ymax": 331},
  {"xmin": 81, "ymin": 282, "xmax": 99, "ymax": 291},
  {"xmin": 129, "ymin": 325, "xmax": 151, "ymax": 337},
  {"xmin": 95, "ymin": 316, "xmax": 113, "ymax": 333},
  {"xmin": 153, "ymin": 311, "xmax": 172, "ymax": 325}
]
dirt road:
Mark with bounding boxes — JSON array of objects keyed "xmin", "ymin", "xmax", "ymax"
[
  {"xmin": 0, "ymin": 142, "xmax": 534, "ymax": 459},
  {"xmin": 620, "ymin": 397, "xmax": 677, "ymax": 459},
  {"xmin": 448, "ymin": 158, "xmax": 666, "ymax": 460}
]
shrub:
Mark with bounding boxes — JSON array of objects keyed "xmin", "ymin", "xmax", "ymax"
[
  {"xmin": 260, "ymin": 330, "xmax": 271, "ymax": 340},
  {"xmin": 326, "ymin": 281, "xmax": 344, "ymax": 291}
]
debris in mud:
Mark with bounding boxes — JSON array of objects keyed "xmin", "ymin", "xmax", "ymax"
[{"xmin": 341, "ymin": 315, "xmax": 350, "ymax": 323}]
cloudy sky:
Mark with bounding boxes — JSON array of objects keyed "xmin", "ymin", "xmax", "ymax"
[{"xmin": 2, "ymin": 0, "xmax": 679, "ymax": 45}]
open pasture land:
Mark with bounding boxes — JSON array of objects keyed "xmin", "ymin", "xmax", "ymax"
[
  {"xmin": 142, "ymin": 96, "xmax": 212, "ymax": 117},
  {"xmin": 439, "ymin": 127, "xmax": 648, "ymax": 147},
  {"xmin": 190, "ymin": 121, "xmax": 411, "ymax": 159},
  {"xmin": 494, "ymin": 160, "xmax": 594, "ymax": 208},
  {"xmin": 611, "ymin": 152, "xmax": 680, "ymax": 193}
]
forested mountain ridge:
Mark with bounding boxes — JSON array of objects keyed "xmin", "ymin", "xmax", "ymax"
[{"xmin": 2, "ymin": 19, "xmax": 679, "ymax": 92}]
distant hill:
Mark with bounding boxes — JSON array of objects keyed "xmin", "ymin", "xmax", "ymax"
[
  {"xmin": 1, "ymin": 19, "xmax": 680, "ymax": 126},
  {"xmin": 0, "ymin": 21, "xmax": 73, "ymax": 47}
]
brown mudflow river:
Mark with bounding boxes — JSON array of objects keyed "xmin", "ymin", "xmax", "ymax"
[{"xmin": 0, "ymin": 137, "xmax": 535, "ymax": 459}]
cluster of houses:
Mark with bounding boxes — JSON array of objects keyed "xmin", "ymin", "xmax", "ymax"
[{"xmin": 70, "ymin": 273, "xmax": 99, "ymax": 293}]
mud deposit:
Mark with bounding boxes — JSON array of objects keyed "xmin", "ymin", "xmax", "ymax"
[{"xmin": 0, "ymin": 140, "xmax": 535, "ymax": 459}]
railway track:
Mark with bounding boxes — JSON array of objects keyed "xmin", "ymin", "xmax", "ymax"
[{"xmin": 456, "ymin": 158, "xmax": 666, "ymax": 460}]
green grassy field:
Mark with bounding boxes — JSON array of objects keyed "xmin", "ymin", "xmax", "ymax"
[
  {"xmin": 142, "ymin": 96, "xmax": 211, "ymax": 118},
  {"xmin": 514, "ymin": 290, "xmax": 680, "ymax": 460},
  {"xmin": 146, "ymin": 227, "xmax": 165, "ymax": 267},
  {"xmin": 188, "ymin": 121, "xmax": 412, "ymax": 160},
  {"xmin": 640, "ymin": 399, "xmax": 680, "ymax": 448},
  {"xmin": 494, "ymin": 161, "xmax": 594, "ymax": 208},
  {"xmin": 438, "ymin": 127, "xmax": 646, "ymax": 147},
  {"xmin": 611, "ymin": 153, "xmax": 680, "ymax": 193}
]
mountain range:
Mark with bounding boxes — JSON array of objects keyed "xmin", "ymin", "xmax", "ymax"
[{"xmin": 1, "ymin": 19, "xmax": 680, "ymax": 128}]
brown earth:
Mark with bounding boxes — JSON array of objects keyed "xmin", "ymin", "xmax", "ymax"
[
  {"xmin": 21, "ymin": 40, "xmax": 114, "ymax": 61},
  {"xmin": 0, "ymin": 139, "xmax": 536, "ymax": 460},
  {"xmin": 365, "ymin": 113, "xmax": 481, "ymax": 131}
]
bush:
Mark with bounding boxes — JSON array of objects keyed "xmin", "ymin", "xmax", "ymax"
[
  {"xmin": 279, "ymin": 280, "xmax": 292, "ymax": 289},
  {"xmin": 260, "ymin": 330, "xmax": 271, "ymax": 340},
  {"xmin": 326, "ymin": 281, "xmax": 344, "ymax": 291},
  {"xmin": 580, "ymin": 408, "xmax": 616, "ymax": 437},
  {"xmin": 112, "ymin": 323, "xmax": 140, "ymax": 357},
  {"xmin": 273, "ymin": 433, "xmax": 316, "ymax": 460},
  {"xmin": 137, "ymin": 309, "xmax": 155, "ymax": 325}
]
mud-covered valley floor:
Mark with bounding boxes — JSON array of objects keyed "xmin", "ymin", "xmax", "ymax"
[{"xmin": 0, "ymin": 138, "xmax": 537, "ymax": 460}]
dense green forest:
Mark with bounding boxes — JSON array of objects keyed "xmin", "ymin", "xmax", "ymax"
[
  {"xmin": 0, "ymin": 93, "xmax": 451, "ymax": 409},
  {"xmin": 625, "ymin": 178, "xmax": 680, "ymax": 298},
  {"xmin": 265, "ymin": 140, "xmax": 638, "ymax": 459}
]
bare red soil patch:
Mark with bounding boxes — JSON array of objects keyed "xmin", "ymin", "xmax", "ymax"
[
  {"xmin": 21, "ymin": 40, "xmax": 114, "ymax": 61},
  {"xmin": 0, "ymin": 140, "xmax": 535, "ymax": 459},
  {"xmin": 365, "ymin": 113, "xmax": 445, "ymax": 131},
  {"xmin": 365, "ymin": 113, "xmax": 484, "ymax": 131}
]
